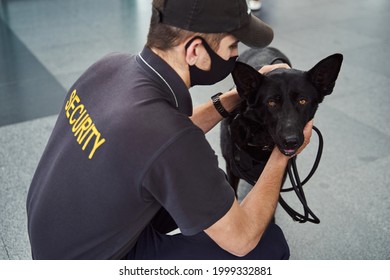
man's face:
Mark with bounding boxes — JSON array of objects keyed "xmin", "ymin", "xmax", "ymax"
[
  {"xmin": 196, "ymin": 35, "xmax": 239, "ymax": 71},
  {"xmin": 216, "ymin": 35, "xmax": 239, "ymax": 60}
]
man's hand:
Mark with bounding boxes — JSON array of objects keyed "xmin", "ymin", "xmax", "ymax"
[
  {"xmin": 294, "ymin": 119, "xmax": 314, "ymax": 157},
  {"xmin": 259, "ymin": 63, "xmax": 290, "ymax": 75}
]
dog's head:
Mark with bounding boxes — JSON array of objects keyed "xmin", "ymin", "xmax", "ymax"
[{"xmin": 232, "ymin": 53, "xmax": 343, "ymax": 156}]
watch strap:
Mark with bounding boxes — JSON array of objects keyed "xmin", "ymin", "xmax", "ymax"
[{"xmin": 211, "ymin": 92, "xmax": 230, "ymax": 118}]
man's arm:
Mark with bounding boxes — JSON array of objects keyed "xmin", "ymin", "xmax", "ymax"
[
  {"xmin": 189, "ymin": 88, "xmax": 241, "ymax": 133},
  {"xmin": 204, "ymin": 120, "xmax": 313, "ymax": 257}
]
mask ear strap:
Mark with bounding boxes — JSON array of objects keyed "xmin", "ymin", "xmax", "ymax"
[
  {"xmin": 185, "ymin": 36, "xmax": 216, "ymax": 53},
  {"xmin": 185, "ymin": 36, "xmax": 203, "ymax": 50}
]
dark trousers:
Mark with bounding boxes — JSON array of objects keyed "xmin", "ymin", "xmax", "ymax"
[{"xmin": 125, "ymin": 208, "xmax": 290, "ymax": 260}]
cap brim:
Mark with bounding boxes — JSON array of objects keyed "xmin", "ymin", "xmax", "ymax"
[{"xmin": 230, "ymin": 15, "xmax": 274, "ymax": 48}]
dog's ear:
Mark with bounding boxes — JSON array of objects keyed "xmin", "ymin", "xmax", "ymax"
[
  {"xmin": 232, "ymin": 62, "xmax": 264, "ymax": 102},
  {"xmin": 307, "ymin": 53, "xmax": 343, "ymax": 98}
]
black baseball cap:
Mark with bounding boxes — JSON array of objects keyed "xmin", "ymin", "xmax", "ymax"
[{"xmin": 156, "ymin": 0, "xmax": 273, "ymax": 48}]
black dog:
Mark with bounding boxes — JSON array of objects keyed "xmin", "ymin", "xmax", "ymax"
[{"xmin": 221, "ymin": 47, "xmax": 343, "ymax": 193}]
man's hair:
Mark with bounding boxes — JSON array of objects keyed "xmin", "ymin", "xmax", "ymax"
[{"xmin": 146, "ymin": 0, "xmax": 226, "ymax": 51}]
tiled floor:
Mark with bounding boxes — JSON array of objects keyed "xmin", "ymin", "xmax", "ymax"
[
  {"xmin": 0, "ymin": 17, "xmax": 65, "ymax": 126},
  {"xmin": 0, "ymin": 0, "xmax": 389, "ymax": 259}
]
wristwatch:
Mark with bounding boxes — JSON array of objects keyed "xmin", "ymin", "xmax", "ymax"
[{"xmin": 211, "ymin": 92, "xmax": 230, "ymax": 118}]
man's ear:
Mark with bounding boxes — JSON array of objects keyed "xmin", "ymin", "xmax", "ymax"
[
  {"xmin": 232, "ymin": 62, "xmax": 264, "ymax": 102},
  {"xmin": 307, "ymin": 53, "xmax": 343, "ymax": 98},
  {"xmin": 185, "ymin": 37, "xmax": 204, "ymax": 66}
]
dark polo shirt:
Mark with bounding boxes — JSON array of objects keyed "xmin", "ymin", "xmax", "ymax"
[{"xmin": 27, "ymin": 47, "xmax": 234, "ymax": 259}]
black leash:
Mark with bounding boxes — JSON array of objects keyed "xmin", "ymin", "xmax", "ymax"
[{"xmin": 278, "ymin": 126, "xmax": 323, "ymax": 223}]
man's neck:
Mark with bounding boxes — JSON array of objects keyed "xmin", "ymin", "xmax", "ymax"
[{"xmin": 150, "ymin": 46, "xmax": 191, "ymax": 88}]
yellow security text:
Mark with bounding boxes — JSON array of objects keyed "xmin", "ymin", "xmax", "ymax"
[{"xmin": 64, "ymin": 89, "xmax": 106, "ymax": 159}]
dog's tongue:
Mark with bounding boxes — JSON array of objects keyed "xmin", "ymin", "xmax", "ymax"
[{"xmin": 283, "ymin": 149, "xmax": 296, "ymax": 156}]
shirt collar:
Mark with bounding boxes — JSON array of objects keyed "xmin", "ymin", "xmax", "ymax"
[{"xmin": 137, "ymin": 47, "xmax": 193, "ymax": 116}]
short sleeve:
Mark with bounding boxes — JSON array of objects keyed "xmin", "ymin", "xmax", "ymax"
[{"xmin": 140, "ymin": 127, "xmax": 235, "ymax": 235}]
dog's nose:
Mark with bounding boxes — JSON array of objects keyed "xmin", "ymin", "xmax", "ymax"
[{"xmin": 283, "ymin": 136, "xmax": 299, "ymax": 149}]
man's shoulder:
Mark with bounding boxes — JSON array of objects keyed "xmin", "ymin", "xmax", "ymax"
[
  {"xmin": 72, "ymin": 52, "xmax": 139, "ymax": 91},
  {"xmin": 92, "ymin": 52, "xmax": 135, "ymax": 72}
]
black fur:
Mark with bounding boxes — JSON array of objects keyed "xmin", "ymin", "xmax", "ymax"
[{"xmin": 221, "ymin": 47, "xmax": 343, "ymax": 192}]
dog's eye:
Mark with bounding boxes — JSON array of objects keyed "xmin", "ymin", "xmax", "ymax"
[
  {"xmin": 267, "ymin": 100, "xmax": 277, "ymax": 108},
  {"xmin": 298, "ymin": 98, "xmax": 308, "ymax": 106}
]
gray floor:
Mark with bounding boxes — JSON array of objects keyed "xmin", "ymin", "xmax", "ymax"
[{"xmin": 0, "ymin": 0, "xmax": 389, "ymax": 260}]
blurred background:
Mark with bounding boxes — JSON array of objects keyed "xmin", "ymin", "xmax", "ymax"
[{"xmin": 0, "ymin": 0, "xmax": 389, "ymax": 259}]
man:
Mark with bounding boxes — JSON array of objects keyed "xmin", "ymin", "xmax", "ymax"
[{"xmin": 27, "ymin": 0, "xmax": 312, "ymax": 259}]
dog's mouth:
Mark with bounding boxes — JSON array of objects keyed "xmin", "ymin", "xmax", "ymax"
[
  {"xmin": 278, "ymin": 138, "xmax": 301, "ymax": 156},
  {"xmin": 281, "ymin": 148, "xmax": 297, "ymax": 157}
]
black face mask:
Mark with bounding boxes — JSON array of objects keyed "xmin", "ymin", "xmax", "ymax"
[{"xmin": 185, "ymin": 36, "xmax": 238, "ymax": 86}]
